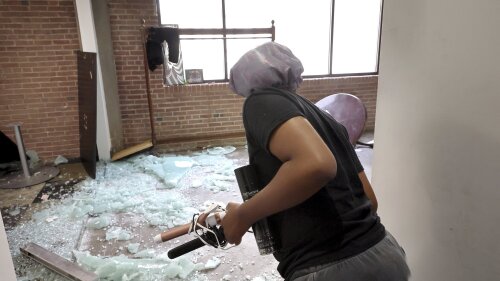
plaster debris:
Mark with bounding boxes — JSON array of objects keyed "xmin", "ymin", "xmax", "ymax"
[
  {"xmin": 204, "ymin": 257, "xmax": 222, "ymax": 269},
  {"xmin": 54, "ymin": 155, "xmax": 68, "ymax": 165},
  {"xmin": 206, "ymin": 146, "xmax": 237, "ymax": 155},
  {"xmin": 127, "ymin": 243, "xmax": 140, "ymax": 254},
  {"xmin": 45, "ymin": 216, "xmax": 58, "ymax": 223},
  {"xmin": 105, "ymin": 227, "xmax": 132, "ymax": 241},
  {"xmin": 26, "ymin": 150, "xmax": 39, "ymax": 169},
  {"xmin": 9, "ymin": 206, "xmax": 21, "ymax": 216},
  {"xmin": 133, "ymin": 249, "xmax": 156, "ymax": 258},
  {"xmin": 86, "ymin": 215, "xmax": 112, "ymax": 229},
  {"xmin": 191, "ymin": 179, "xmax": 203, "ymax": 188}
]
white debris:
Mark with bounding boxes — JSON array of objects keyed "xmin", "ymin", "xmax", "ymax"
[
  {"xmin": 40, "ymin": 194, "xmax": 49, "ymax": 201},
  {"xmin": 191, "ymin": 179, "xmax": 203, "ymax": 188},
  {"xmin": 175, "ymin": 160, "xmax": 194, "ymax": 168},
  {"xmin": 177, "ymin": 257, "xmax": 199, "ymax": 279},
  {"xmin": 54, "ymin": 155, "xmax": 68, "ymax": 165},
  {"xmin": 127, "ymin": 243, "xmax": 140, "ymax": 254},
  {"xmin": 206, "ymin": 146, "xmax": 236, "ymax": 155},
  {"xmin": 204, "ymin": 257, "xmax": 221, "ymax": 269},
  {"xmin": 26, "ymin": 150, "xmax": 39, "ymax": 169},
  {"xmin": 86, "ymin": 215, "xmax": 112, "ymax": 229},
  {"xmin": 121, "ymin": 273, "xmax": 141, "ymax": 281},
  {"xmin": 45, "ymin": 216, "xmax": 58, "ymax": 223},
  {"xmin": 8, "ymin": 206, "xmax": 20, "ymax": 216},
  {"xmin": 201, "ymin": 200, "xmax": 225, "ymax": 212},
  {"xmin": 105, "ymin": 227, "xmax": 132, "ymax": 241},
  {"xmin": 165, "ymin": 262, "xmax": 183, "ymax": 278},
  {"xmin": 133, "ymin": 249, "xmax": 155, "ymax": 258}
]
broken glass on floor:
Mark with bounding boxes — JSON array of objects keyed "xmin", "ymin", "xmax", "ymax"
[{"xmin": 6, "ymin": 146, "xmax": 281, "ymax": 281}]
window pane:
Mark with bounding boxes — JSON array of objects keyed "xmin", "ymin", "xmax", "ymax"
[
  {"xmin": 331, "ymin": 0, "xmax": 382, "ymax": 74},
  {"xmin": 159, "ymin": 0, "xmax": 222, "ymax": 28},
  {"xmin": 225, "ymin": 0, "xmax": 276, "ymax": 28},
  {"xmin": 227, "ymin": 38, "xmax": 270, "ymax": 72},
  {"xmin": 181, "ymin": 40, "xmax": 225, "ymax": 80},
  {"xmin": 158, "ymin": 0, "xmax": 383, "ymax": 80},
  {"xmin": 226, "ymin": 0, "xmax": 331, "ymax": 76}
]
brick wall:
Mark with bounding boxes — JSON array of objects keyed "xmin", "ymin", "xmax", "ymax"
[
  {"xmin": 0, "ymin": 0, "xmax": 80, "ymax": 162},
  {"xmin": 149, "ymin": 76, "xmax": 378, "ymax": 153},
  {"xmin": 108, "ymin": 0, "xmax": 159, "ymax": 149},
  {"xmin": 109, "ymin": 0, "xmax": 379, "ymax": 153},
  {"xmin": 0, "ymin": 0, "xmax": 378, "ymax": 162}
]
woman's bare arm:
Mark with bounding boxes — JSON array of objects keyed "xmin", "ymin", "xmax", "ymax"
[{"xmin": 222, "ymin": 116, "xmax": 337, "ymax": 244}]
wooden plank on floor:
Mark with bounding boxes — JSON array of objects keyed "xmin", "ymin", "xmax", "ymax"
[
  {"xmin": 20, "ymin": 243, "xmax": 98, "ymax": 281},
  {"xmin": 111, "ymin": 140, "xmax": 153, "ymax": 161}
]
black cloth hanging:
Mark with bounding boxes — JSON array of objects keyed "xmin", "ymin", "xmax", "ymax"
[
  {"xmin": 0, "ymin": 130, "xmax": 21, "ymax": 163},
  {"xmin": 146, "ymin": 27, "xmax": 180, "ymax": 71}
]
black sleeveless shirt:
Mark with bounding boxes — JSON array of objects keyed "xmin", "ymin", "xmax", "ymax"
[{"xmin": 242, "ymin": 87, "xmax": 385, "ymax": 280}]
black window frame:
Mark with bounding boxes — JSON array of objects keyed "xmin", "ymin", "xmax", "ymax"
[{"xmin": 156, "ymin": 0, "xmax": 384, "ymax": 83}]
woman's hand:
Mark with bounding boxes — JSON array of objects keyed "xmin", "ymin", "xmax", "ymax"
[{"xmin": 221, "ymin": 202, "xmax": 252, "ymax": 245}]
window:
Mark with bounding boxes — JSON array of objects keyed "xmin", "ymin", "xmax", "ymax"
[
  {"xmin": 225, "ymin": 0, "xmax": 331, "ymax": 76},
  {"xmin": 331, "ymin": 0, "xmax": 383, "ymax": 74},
  {"xmin": 157, "ymin": 0, "xmax": 383, "ymax": 81}
]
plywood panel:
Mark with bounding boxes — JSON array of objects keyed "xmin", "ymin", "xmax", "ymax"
[{"xmin": 78, "ymin": 51, "xmax": 97, "ymax": 179}]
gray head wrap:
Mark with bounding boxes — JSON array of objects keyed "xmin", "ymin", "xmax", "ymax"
[{"xmin": 229, "ymin": 42, "xmax": 304, "ymax": 97}]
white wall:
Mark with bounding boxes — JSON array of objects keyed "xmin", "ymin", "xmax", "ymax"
[
  {"xmin": 373, "ymin": 1, "xmax": 500, "ymax": 280},
  {"xmin": 0, "ymin": 216, "xmax": 16, "ymax": 280}
]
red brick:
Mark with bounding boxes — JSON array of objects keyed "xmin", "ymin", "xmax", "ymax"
[{"xmin": 1, "ymin": 0, "xmax": 378, "ymax": 160}]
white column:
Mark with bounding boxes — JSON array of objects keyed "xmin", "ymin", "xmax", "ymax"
[
  {"xmin": 0, "ymin": 216, "xmax": 16, "ymax": 281},
  {"xmin": 374, "ymin": 0, "xmax": 500, "ymax": 280}
]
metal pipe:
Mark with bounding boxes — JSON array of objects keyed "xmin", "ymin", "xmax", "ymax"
[{"xmin": 13, "ymin": 124, "xmax": 31, "ymax": 178}]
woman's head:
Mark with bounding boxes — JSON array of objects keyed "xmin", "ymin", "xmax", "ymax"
[{"xmin": 229, "ymin": 42, "xmax": 304, "ymax": 97}]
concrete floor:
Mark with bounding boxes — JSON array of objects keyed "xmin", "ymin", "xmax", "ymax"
[
  {"xmin": 1, "ymin": 131, "xmax": 374, "ymax": 280},
  {"xmin": 0, "ymin": 163, "xmax": 87, "ymax": 229}
]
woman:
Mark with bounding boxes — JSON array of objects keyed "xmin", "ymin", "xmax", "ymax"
[{"xmin": 221, "ymin": 42, "xmax": 410, "ymax": 281}]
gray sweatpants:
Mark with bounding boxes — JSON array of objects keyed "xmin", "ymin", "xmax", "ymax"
[{"xmin": 290, "ymin": 232, "xmax": 410, "ymax": 281}]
